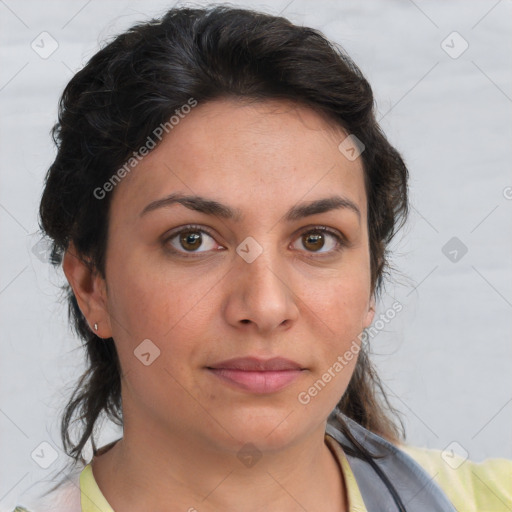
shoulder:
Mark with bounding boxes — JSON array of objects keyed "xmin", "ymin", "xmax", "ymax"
[
  {"xmin": 11, "ymin": 441, "xmax": 120, "ymax": 512},
  {"xmin": 10, "ymin": 467, "xmax": 82, "ymax": 512},
  {"xmin": 398, "ymin": 443, "xmax": 512, "ymax": 512}
]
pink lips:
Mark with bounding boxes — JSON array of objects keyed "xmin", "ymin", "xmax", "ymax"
[{"xmin": 207, "ymin": 357, "xmax": 304, "ymax": 394}]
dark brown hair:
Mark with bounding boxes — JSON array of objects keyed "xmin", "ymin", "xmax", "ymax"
[{"xmin": 39, "ymin": 5, "xmax": 408, "ymax": 473}]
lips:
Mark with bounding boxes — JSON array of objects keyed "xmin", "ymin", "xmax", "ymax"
[{"xmin": 206, "ymin": 357, "xmax": 304, "ymax": 393}]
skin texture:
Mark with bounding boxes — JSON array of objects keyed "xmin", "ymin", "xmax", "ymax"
[{"xmin": 63, "ymin": 98, "xmax": 376, "ymax": 512}]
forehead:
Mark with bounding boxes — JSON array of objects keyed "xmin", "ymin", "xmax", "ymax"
[{"xmin": 109, "ymin": 98, "xmax": 367, "ymax": 224}]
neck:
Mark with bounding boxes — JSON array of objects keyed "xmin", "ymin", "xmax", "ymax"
[{"xmin": 91, "ymin": 416, "xmax": 347, "ymax": 512}]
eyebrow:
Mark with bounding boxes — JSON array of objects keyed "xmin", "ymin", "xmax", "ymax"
[{"xmin": 140, "ymin": 193, "xmax": 361, "ymax": 224}]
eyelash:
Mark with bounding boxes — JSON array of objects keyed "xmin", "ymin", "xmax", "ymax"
[{"xmin": 162, "ymin": 224, "xmax": 347, "ymax": 258}]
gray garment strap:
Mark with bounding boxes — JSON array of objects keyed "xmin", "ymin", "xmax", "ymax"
[{"xmin": 326, "ymin": 410, "xmax": 457, "ymax": 512}]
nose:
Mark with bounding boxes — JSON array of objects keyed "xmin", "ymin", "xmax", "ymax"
[{"xmin": 223, "ymin": 245, "xmax": 299, "ymax": 334}]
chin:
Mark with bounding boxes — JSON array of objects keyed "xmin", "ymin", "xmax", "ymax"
[{"xmin": 220, "ymin": 406, "xmax": 316, "ymax": 452}]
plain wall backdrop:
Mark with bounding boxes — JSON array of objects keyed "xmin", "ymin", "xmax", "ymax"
[{"xmin": 1, "ymin": 0, "xmax": 511, "ymax": 509}]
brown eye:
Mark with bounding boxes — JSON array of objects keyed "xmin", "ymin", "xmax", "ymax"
[
  {"xmin": 179, "ymin": 231, "xmax": 202, "ymax": 251},
  {"xmin": 165, "ymin": 226, "xmax": 220, "ymax": 255},
  {"xmin": 291, "ymin": 227, "xmax": 345, "ymax": 255},
  {"xmin": 302, "ymin": 232, "xmax": 325, "ymax": 251}
]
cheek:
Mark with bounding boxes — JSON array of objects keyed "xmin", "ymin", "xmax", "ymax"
[
  {"xmin": 297, "ymin": 289, "xmax": 366, "ymax": 415},
  {"xmin": 103, "ymin": 264, "xmax": 213, "ymax": 403},
  {"xmin": 104, "ymin": 251, "xmax": 222, "ymax": 361},
  {"xmin": 298, "ymin": 272, "xmax": 370, "ymax": 397},
  {"xmin": 306, "ymin": 272, "xmax": 371, "ymax": 341}
]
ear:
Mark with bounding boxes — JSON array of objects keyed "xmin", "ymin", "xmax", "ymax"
[
  {"xmin": 62, "ymin": 243, "xmax": 112, "ymax": 339},
  {"xmin": 363, "ymin": 294, "xmax": 376, "ymax": 329}
]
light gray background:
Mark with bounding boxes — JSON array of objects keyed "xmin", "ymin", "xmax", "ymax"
[{"xmin": 1, "ymin": 0, "xmax": 511, "ymax": 509}]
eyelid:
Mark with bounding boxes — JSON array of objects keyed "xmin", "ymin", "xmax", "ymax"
[
  {"xmin": 163, "ymin": 223, "xmax": 217, "ymax": 241},
  {"xmin": 294, "ymin": 224, "xmax": 347, "ymax": 242}
]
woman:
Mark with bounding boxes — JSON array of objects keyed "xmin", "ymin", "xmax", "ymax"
[{"xmin": 14, "ymin": 5, "xmax": 511, "ymax": 512}]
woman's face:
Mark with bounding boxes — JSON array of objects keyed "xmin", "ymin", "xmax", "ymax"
[{"xmin": 98, "ymin": 98, "xmax": 375, "ymax": 453}]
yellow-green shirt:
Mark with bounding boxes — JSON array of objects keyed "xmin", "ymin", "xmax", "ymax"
[{"xmin": 398, "ymin": 443, "xmax": 512, "ymax": 512}]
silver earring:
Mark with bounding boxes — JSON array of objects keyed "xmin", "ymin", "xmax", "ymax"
[{"xmin": 94, "ymin": 323, "xmax": 98, "ymax": 331}]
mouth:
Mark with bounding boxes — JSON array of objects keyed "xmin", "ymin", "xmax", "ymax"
[{"xmin": 206, "ymin": 357, "xmax": 305, "ymax": 394}]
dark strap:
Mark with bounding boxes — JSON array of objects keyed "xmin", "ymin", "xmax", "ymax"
[{"xmin": 326, "ymin": 410, "xmax": 457, "ymax": 511}]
